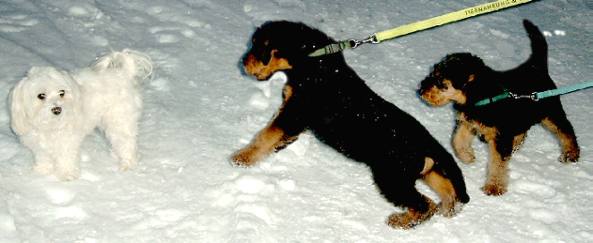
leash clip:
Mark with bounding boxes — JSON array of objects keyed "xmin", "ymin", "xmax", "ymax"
[
  {"xmin": 349, "ymin": 36, "xmax": 379, "ymax": 49},
  {"xmin": 509, "ymin": 92, "xmax": 539, "ymax": 101}
]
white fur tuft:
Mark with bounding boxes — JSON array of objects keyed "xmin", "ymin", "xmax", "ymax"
[{"xmin": 91, "ymin": 49, "xmax": 153, "ymax": 84}]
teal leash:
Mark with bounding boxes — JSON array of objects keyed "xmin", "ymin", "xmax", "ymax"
[{"xmin": 474, "ymin": 80, "xmax": 593, "ymax": 106}]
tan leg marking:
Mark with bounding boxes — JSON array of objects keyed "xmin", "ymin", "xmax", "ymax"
[
  {"xmin": 512, "ymin": 132, "xmax": 527, "ymax": 153},
  {"xmin": 452, "ymin": 116, "xmax": 476, "ymax": 163},
  {"xmin": 231, "ymin": 125, "xmax": 286, "ymax": 167},
  {"xmin": 231, "ymin": 84, "xmax": 298, "ymax": 166},
  {"xmin": 541, "ymin": 118, "xmax": 580, "ymax": 163},
  {"xmin": 387, "ymin": 197, "xmax": 437, "ymax": 229},
  {"xmin": 482, "ymin": 139, "xmax": 509, "ymax": 196},
  {"xmin": 422, "ymin": 162, "xmax": 458, "ymax": 217},
  {"xmin": 282, "ymin": 84, "xmax": 293, "ymax": 102},
  {"xmin": 458, "ymin": 114, "xmax": 509, "ymax": 195},
  {"xmin": 461, "ymin": 117, "xmax": 508, "ymax": 196},
  {"xmin": 420, "ymin": 157, "xmax": 434, "ymax": 175}
]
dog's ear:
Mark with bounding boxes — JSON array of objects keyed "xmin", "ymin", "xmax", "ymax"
[{"xmin": 9, "ymin": 77, "xmax": 32, "ymax": 136}]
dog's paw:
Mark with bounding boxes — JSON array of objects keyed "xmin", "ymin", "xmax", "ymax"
[
  {"xmin": 387, "ymin": 204, "xmax": 437, "ymax": 229},
  {"xmin": 231, "ymin": 150, "xmax": 255, "ymax": 167},
  {"xmin": 438, "ymin": 201, "xmax": 465, "ymax": 218},
  {"xmin": 55, "ymin": 167, "xmax": 81, "ymax": 181},
  {"xmin": 438, "ymin": 200, "xmax": 456, "ymax": 218},
  {"xmin": 230, "ymin": 148, "xmax": 259, "ymax": 167},
  {"xmin": 387, "ymin": 212, "xmax": 418, "ymax": 230},
  {"xmin": 119, "ymin": 159, "xmax": 138, "ymax": 171},
  {"xmin": 455, "ymin": 149, "xmax": 475, "ymax": 164},
  {"xmin": 33, "ymin": 162, "xmax": 54, "ymax": 175},
  {"xmin": 54, "ymin": 165, "xmax": 80, "ymax": 181},
  {"xmin": 482, "ymin": 183, "xmax": 507, "ymax": 196},
  {"xmin": 559, "ymin": 149, "xmax": 579, "ymax": 163}
]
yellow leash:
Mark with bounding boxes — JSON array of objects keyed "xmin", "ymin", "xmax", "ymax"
[{"xmin": 309, "ymin": 0, "xmax": 535, "ymax": 57}]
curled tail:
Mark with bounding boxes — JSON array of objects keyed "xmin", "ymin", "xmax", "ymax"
[
  {"xmin": 92, "ymin": 49, "xmax": 153, "ymax": 84},
  {"xmin": 523, "ymin": 19, "xmax": 548, "ymax": 71}
]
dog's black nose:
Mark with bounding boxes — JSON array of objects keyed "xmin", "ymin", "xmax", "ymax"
[
  {"xmin": 51, "ymin": 107, "xmax": 62, "ymax": 115},
  {"xmin": 417, "ymin": 84, "xmax": 426, "ymax": 96}
]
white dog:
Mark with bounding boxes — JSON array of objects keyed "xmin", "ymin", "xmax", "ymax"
[{"xmin": 9, "ymin": 49, "xmax": 153, "ymax": 180}]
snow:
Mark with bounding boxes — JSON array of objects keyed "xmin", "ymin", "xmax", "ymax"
[{"xmin": 0, "ymin": 0, "xmax": 592, "ymax": 242}]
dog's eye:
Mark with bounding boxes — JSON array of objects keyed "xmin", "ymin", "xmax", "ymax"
[
  {"xmin": 59, "ymin": 90, "xmax": 65, "ymax": 97},
  {"xmin": 37, "ymin": 93, "xmax": 46, "ymax": 100}
]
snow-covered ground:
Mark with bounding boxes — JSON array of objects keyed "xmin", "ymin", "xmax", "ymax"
[{"xmin": 1, "ymin": 0, "xmax": 592, "ymax": 242}]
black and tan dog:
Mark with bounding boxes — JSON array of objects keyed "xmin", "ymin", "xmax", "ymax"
[
  {"xmin": 231, "ymin": 21, "xmax": 469, "ymax": 229},
  {"xmin": 418, "ymin": 20, "xmax": 580, "ymax": 196}
]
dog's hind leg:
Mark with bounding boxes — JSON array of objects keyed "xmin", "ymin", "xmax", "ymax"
[
  {"xmin": 422, "ymin": 156, "xmax": 469, "ymax": 217},
  {"xmin": 106, "ymin": 128, "xmax": 138, "ymax": 171},
  {"xmin": 371, "ymin": 166, "xmax": 437, "ymax": 229},
  {"xmin": 541, "ymin": 115, "xmax": 580, "ymax": 163},
  {"xmin": 103, "ymin": 108, "xmax": 140, "ymax": 171},
  {"xmin": 385, "ymin": 189, "xmax": 437, "ymax": 229}
]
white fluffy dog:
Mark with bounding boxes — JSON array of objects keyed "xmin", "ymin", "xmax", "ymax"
[{"xmin": 10, "ymin": 49, "xmax": 153, "ymax": 180}]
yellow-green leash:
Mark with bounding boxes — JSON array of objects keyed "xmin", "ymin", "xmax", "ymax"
[{"xmin": 309, "ymin": 0, "xmax": 535, "ymax": 57}]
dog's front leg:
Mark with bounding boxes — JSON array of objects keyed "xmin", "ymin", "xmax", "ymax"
[
  {"xmin": 47, "ymin": 134, "xmax": 82, "ymax": 181},
  {"xmin": 32, "ymin": 150, "xmax": 54, "ymax": 175},
  {"xmin": 23, "ymin": 136, "xmax": 55, "ymax": 175},
  {"xmin": 231, "ymin": 84, "xmax": 304, "ymax": 167},
  {"xmin": 231, "ymin": 124, "xmax": 298, "ymax": 167},
  {"xmin": 452, "ymin": 115, "xmax": 476, "ymax": 163},
  {"xmin": 54, "ymin": 149, "xmax": 81, "ymax": 181},
  {"xmin": 482, "ymin": 135, "xmax": 513, "ymax": 196}
]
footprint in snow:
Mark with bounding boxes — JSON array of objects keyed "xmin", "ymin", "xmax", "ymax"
[
  {"xmin": 0, "ymin": 14, "xmax": 38, "ymax": 33},
  {"xmin": 149, "ymin": 78, "xmax": 171, "ymax": 92},
  {"xmin": 206, "ymin": 174, "xmax": 296, "ymax": 226},
  {"xmin": 514, "ymin": 180, "xmax": 557, "ymax": 198},
  {"xmin": 0, "ymin": 213, "xmax": 17, "ymax": 235},
  {"xmin": 543, "ymin": 30, "xmax": 567, "ymax": 37},
  {"xmin": 67, "ymin": 6, "xmax": 90, "ymax": 17},
  {"xmin": 53, "ymin": 205, "xmax": 89, "ymax": 220},
  {"xmin": 528, "ymin": 208, "xmax": 558, "ymax": 224},
  {"xmin": 45, "ymin": 186, "xmax": 77, "ymax": 206}
]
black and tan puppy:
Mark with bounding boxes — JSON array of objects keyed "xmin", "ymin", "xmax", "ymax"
[
  {"xmin": 418, "ymin": 20, "xmax": 580, "ymax": 196},
  {"xmin": 231, "ymin": 21, "xmax": 469, "ymax": 229}
]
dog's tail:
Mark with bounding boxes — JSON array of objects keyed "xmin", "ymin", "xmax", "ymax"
[
  {"xmin": 91, "ymin": 49, "xmax": 153, "ymax": 85},
  {"xmin": 431, "ymin": 149, "xmax": 470, "ymax": 204},
  {"xmin": 524, "ymin": 19, "xmax": 548, "ymax": 71}
]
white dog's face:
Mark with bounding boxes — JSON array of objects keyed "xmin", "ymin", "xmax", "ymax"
[{"xmin": 10, "ymin": 67, "xmax": 81, "ymax": 134}]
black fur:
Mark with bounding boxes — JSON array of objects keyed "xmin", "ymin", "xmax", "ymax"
[{"xmin": 246, "ymin": 21, "xmax": 469, "ymax": 212}]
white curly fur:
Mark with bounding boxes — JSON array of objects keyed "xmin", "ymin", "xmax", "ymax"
[{"xmin": 9, "ymin": 49, "xmax": 153, "ymax": 180}]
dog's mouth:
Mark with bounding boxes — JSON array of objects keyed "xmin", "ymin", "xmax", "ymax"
[
  {"xmin": 243, "ymin": 51, "xmax": 292, "ymax": 81},
  {"xmin": 51, "ymin": 106, "xmax": 62, "ymax": 115},
  {"xmin": 418, "ymin": 85, "xmax": 448, "ymax": 107},
  {"xmin": 419, "ymin": 81, "xmax": 467, "ymax": 106}
]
